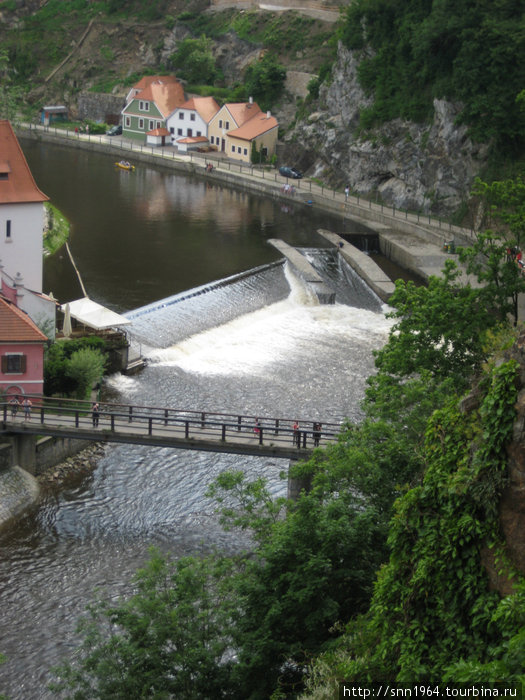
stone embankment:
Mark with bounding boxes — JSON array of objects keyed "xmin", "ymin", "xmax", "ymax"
[{"xmin": 37, "ymin": 443, "xmax": 106, "ymax": 490}]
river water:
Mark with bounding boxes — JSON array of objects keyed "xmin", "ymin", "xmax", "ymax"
[{"xmin": 0, "ymin": 140, "xmax": 394, "ymax": 698}]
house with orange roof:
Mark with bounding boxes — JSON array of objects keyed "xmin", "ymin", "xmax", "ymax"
[
  {"xmin": 167, "ymin": 96, "xmax": 220, "ymax": 147},
  {"xmin": 0, "ymin": 295, "xmax": 47, "ymax": 397},
  {"xmin": 124, "ymin": 75, "xmax": 180, "ymax": 104},
  {"xmin": 207, "ymin": 98, "xmax": 278, "ymax": 163},
  {"xmin": 0, "ymin": 120, "xmax": 49, "ymax": 294},
  {"xmin": 122, "ymin": 76, "xmax": 186, "ymax": 143}
]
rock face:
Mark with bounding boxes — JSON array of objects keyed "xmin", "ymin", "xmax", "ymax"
[{"xmin": 289, "ymin": 42, "xmax": 489, "ymax": 216}]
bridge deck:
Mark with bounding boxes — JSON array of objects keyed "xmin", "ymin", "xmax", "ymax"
[{"xmin": 1, "ymin": 399, "xmax": 341, "ymax": 461}]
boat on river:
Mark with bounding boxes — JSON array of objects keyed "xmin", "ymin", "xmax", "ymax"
[{"xmin": 115, "ymin": 160, "xmax": 135, "ymax": 171}]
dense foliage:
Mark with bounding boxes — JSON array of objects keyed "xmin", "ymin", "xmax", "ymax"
[
  {"xmin": 338, "ymin": 0, "xmax": 525, "ymax": 152},
  {"xmin": 49, "ymin": 186, "xmax": 525, "ymax": 696},
  {"xmin": 169, "ymin": 36, "xmax": 219, "ymax": 86},
  {"xmin": 45, "ymin": 337, "xmax": 107, "ymax": 398},
  {"xmin": 302, "ymin": 359, "xmax": 523, "ymax": 693}
]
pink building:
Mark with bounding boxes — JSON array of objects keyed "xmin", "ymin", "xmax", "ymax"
[{"xmin": 0, "ymin": 295, "xmax": 47, "ymax": 397}]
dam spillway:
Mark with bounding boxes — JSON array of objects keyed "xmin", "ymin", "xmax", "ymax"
[{"xmin": 268, "ymin": 239, "xmax": 336, "ymax": 304}]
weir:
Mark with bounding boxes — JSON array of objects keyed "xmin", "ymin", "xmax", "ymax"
[{"xmin": 268, "ymin": 239, "xmax": 336, "ymax": 304}]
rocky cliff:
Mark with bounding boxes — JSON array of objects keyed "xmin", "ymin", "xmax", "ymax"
[{"xmin": 287, "ymin": 42, "xmax": 490, "ymax": 217}]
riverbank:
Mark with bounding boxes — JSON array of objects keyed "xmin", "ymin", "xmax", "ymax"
[
  {"xmin": 18, "ymin": 123, "xmax": 472, "ymax": 251},
  {"xmin": 36, "ymin": 442, "xmax": 106, "ymax": 490}
]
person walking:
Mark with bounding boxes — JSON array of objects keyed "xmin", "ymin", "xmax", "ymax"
[
  {"xmin": 92, "ymin": 402, "xmax": 100, "ymax": 428},
  {"xmin": 345, "ymin": 185, "xmax": 349, "ymax": 201}
]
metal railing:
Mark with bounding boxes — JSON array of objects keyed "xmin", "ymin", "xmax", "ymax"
[{"xmin": 1, "ymin": 396, "xmax": 342, "ymax": 452}]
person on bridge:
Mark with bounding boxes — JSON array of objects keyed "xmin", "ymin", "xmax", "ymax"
[
  {"xmin": 23, "ymin": 397, "xmax": 32, "ymax": 420},
  {"xmin": 92, "ymin": 402, "xmax": 100, "ymax": 428},
  {"xmin": 293, "ymin": 421, "xmax": 300, "ymax": 447},
  {"xmin": 313, "ymin": 422, "xmax": 322, "ymax": 447},
  {"xmin": 9, "ymin": 395, "xmax": 19, "ymax": 418}
]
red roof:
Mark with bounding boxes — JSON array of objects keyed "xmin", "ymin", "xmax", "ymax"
[
  {"xmin": 132, "ymin": 80, "xmax": 186, "ymax": 118},
  {"xmin": 228, "ymin": 112, "xmax": 279, "ymax": 141},
  {"xmin": 0, "ymin": 296, "xmax": 48, "ymax": 342},
  {"xmin": 0, "ymin": 120, "xmax": 48, "ymax": 204},
  {"xmin": 147, "ymin": 128, "xmax": 171, "ymax": 136}
]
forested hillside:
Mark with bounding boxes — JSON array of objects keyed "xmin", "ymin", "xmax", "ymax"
[{"xmin": 336, "ymin": 0, "xmax": 525, "ymax": 154}]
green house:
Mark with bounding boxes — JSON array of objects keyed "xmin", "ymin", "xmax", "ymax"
[{"xmin": 121, "ymin": 76, "xmax": 186, "ymax": 143}]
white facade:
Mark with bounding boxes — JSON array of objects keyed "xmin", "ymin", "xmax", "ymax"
[
  {"xmin": 0, "ymin": 201, "xmax": 44, "ymax": 293},
  {"xmin": 167, "ymin": 107, "xmax": 208, "ymax": 144}
]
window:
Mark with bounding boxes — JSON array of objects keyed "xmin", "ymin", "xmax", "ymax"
[
  {"xmin": 149, "ymin": 120, "xmax": 154, "ymax": 131},
  {"xmin": 139, "ymin": 119, "xmax": 144, "ymax": 129},
  {"xmin": 6, "ymin": 220, "xmax": 11, "ymax": 238},
  {"xmin": 187, "ymin": 129, "xmax": 193, "ymax": 138},
  {"xmin": 244, "ymin": 148, "xmax": 248, "ymax": 156},
  {"xmin": 219, "ymin": 119, "xmax": 223, "ymax": 128},
  {"xmin": 2, "ymin": 354, "xmax": 26, "ymax": 374},
  {"xmin": 262, "ymin": 147, "xmax": 268, "ymax": 156},
  {"xmin": 210, "ymin": 136, "xmax": 214, "ymax": 144},
  {"xmin": 225, "ymin": 121, "xmax": 230, "ymax": 129},
  {"xmin": 156, "ymin": 121, "xmax": 161, "ymax": 129},
  {"xmin": 232, "ymin": 145, "xmax": 236, "ymax": 153},
  {"xmin": 190, "ymin": 113, "xmax": 195, "ymax": 121},
  {"xmin": 125, "ymin": 116, "xmax": 130, "ymax": 127},
  {"xmin": 177, "ymin": 128, "xmax": 182, "ymax": 136},
  {"xmin": 170, "ymin": 127, "xmax": 174, "ymax": 134},
  {"xmin": 0, "ymin": 172, "xmax": 7, "ymax": 181},
  {"xmin": 197, "ymin": 131, "xmax": 201, "ymax": 137},
  {"xmin": 139, "ymin": 101, "xmax": 149, "ymax": 111},
  {"xmin": 179, "ymin": 112, "xmax": 184, "ymax": 120}
]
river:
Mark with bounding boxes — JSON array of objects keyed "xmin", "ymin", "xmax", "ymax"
[{"xmin": 0, "ymin": 140, "xmax": 394, "ymax": 698}]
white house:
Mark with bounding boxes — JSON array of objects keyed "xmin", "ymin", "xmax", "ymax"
[
  {"xmin": 167, "ymin": 96, "xmax": 220, "ymax": 145},
  {"xmin": 0, "ymin": 120, "xmax": 49, "ymax": 294}
]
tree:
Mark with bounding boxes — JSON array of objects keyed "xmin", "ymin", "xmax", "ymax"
[
  {"xmin": 244, "ymin": 54, "xmax": 286, "ymax": 111},
  {"xmin": 169, "ymin": 36, "xmax": 217, "ymax": 85},
  {"xmin": 0, "ymin": 48, "xmax": 23, "ymax": 121},
  {"xmin": 50, "ymin": 550, "xmax": 240, "ymax": 699},
  {"xmin": 66, "ymin": 348, "xmax": 106, "ymax": 399},
  {"xmin": 371, "ymin": 259, "xmax": 499, "ymax": 386},
  {"xmin": 458, "ymin": 177, "xmax": 525, "ymax": 327}
]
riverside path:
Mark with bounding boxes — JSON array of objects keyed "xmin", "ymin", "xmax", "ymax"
[{"xmin": 1, "ymin": 397, "xmax": 341, "ymax": 462}]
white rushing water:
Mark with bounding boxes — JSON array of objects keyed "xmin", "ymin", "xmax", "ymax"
[{"xmin": 0, "ymin": 254, "xmax": 392, "ymax": 699}]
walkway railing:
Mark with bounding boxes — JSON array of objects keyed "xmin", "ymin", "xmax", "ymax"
[
  {"xmin": 21, "ymin": 122, "xmax": 475, "ymax": 241},
  {"xmin": 1, "ymin": 396, "xmax": 342, "ymax": 453}
]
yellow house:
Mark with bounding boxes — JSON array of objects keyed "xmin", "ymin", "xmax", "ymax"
[{"xmin": 208, "ymin": 100, "xmax": 278, "ymax": 163}]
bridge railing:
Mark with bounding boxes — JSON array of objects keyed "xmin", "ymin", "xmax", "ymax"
[{"xmin": 1, "ymin": 396, "xmax": 342, "ymax": 451}]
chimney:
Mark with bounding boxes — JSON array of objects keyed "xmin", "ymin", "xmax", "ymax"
[
  {"xmin": 249, "ymin": 96, "xmax": 253, "ymax": 105},
  {"xmin": 266, "ymin": 110, "xmax": 271, "ymax": 118},
  {"xmin": 14, "ymin": 272, "xmax": 24, "ymax": 304}
]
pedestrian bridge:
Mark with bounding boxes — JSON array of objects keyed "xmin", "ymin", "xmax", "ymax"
[{"xmin": 1, "ymin": 397, "xmax": 342, "ymax": 463}]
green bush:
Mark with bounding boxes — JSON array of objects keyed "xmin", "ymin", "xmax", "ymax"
[
  {"xmin": 44, "ymin": 337, "xmax": 107, "ymax": 397},
  {"xmin": 66, "ymin": 348, "xmax": 106, "ymax": 399}
]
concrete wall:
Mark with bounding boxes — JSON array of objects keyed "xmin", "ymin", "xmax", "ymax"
[
  {"xmin": 1, "ymin": 435, "xmax": 94, "ymax": 475},
  {"xmin": 78, "ymin": 92, "xmax": 126, "ymax": 124}
]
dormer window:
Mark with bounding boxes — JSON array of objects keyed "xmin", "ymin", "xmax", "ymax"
[{"xmin": 0, "ymin": 161, "xmax": 10, "ymax": 180}]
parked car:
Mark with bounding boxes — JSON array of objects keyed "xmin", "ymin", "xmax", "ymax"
[
  {"xmin": 279, "ymin": 166, "xmax": 303, "ymax": 179},
  {"xmin": 106, "ymin": 125, "xmax": 122, "ymax": 136}
]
